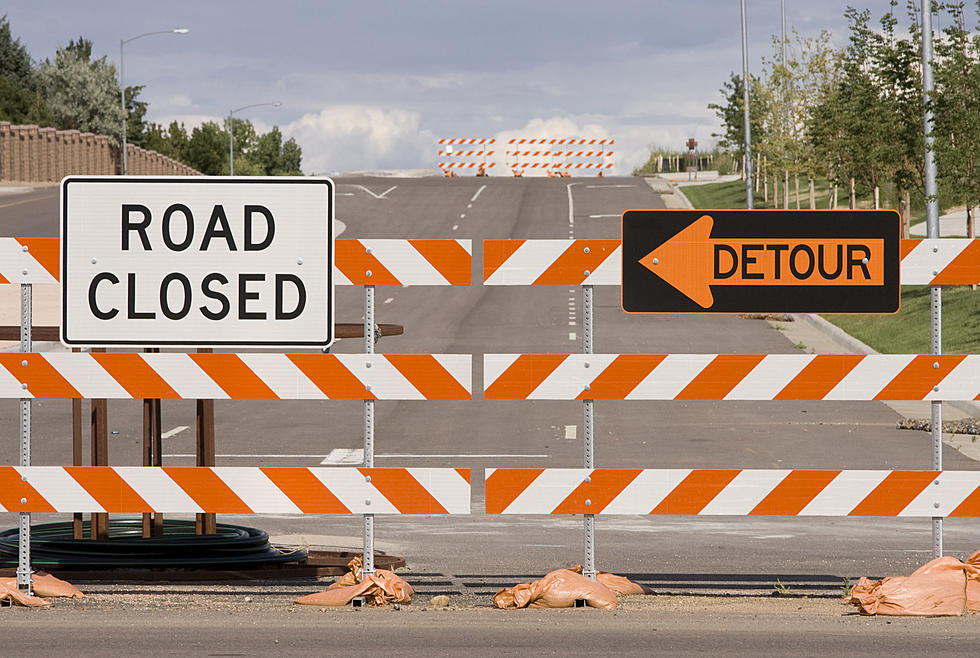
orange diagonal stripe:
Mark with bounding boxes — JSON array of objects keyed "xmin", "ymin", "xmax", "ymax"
[
  {"xmin": 455, "ymin": 468, "xmax": 471, "ymax": 484},
  {"xmin": 18, "ymin": 238, "xmax": 61, "ymax": 281},
  {"xmin": 848, "ymin": 471, "xmax": 938, "ymax": 516},
  {"xmin": 552, "ymin": 469, "xmax": 643, "ymax": 514},
  {"xmin": 0, "ymin": 354, "xmax": 81, "ymax": 398},
  {"xmin": 575, "ymin": 355, "xmax": 664, "ymax": 400},
  {"xmin": 260, "ymin": 467, "xmax": 351, "ymax": 513},
  {"xmin": 0, "ymin": 467, "xmax": 55, "ymax": 512},
  {"xmin": 483, "ymin": 240, "xmax": 526, "ymax": 281},
  {"xmin": 533, "ymin": 240, "xmax": 620, "ymax": 285},
  {"xmin": 749, "ymin": 470, "xmax": 841, "ymax": 515},
  {"xmin": 875, "ymin": 355, "xmax": 966, "ymax": 400},
  {"xmin": 92, "ymin": 353, "xmax": 179, "ymax": 398},
  {"xmin": 361, "ymin": 468, "xmax": 447, "ymax": 514},
  {"xmin": 386, "ymin": 355, "xmax": 470, "ymax": 400},
  {"xmin": 162, "ymin": 468, "xmax": 252, "ymax": 513},
  {"xmin": 335, "ymin": 239, "xmax": 400, "ymax": 285},
  {"xmin": 932, "ymin": 241, "xmax": 980, "ymax": 285},
  {"xmin": 485, "ymin": 468, "xmax": 545, "ymax": 513},
  {"xmin": 66, "ymin": 467, "xmax": 152, "ymax": 513},
  {"xmin": 899, "ymin": 238, "xmax": 920, "ymax": 260},
  {"xmin": 484, "ymin": 355, "xmax": 568, "ymax": 399},
  {"xmin": 189, "ymin": 353, "xmax": 278, "ymax": 399},
  {"xmin": 650, "ymin": 470, "xmax": 741, "ymax": 515},
  {"xmin": 676, "ymin": 355, "xmax": 765, "ymax": 400},
  {"xmin": 409, "ymin": 239, "xmax": 471, "ymax": 285},
  {"xmin": 774, "ymin": 355, "xmax": 864, "ymax": 400},
  {"xmin": 287, "ymin": 354, "xmax": 376, "ymax": 400},
  {"xmin": 949, "ymin": 485, "xmax": 980, "ymax": 517}
]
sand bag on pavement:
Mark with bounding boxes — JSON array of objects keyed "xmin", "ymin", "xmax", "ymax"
[
  {"xmin": 0, "ymin": 580, "xmax": 51, "ymax": 607},
  {"xmin": 295, "ymin": 556, "xmax": 413, "ymax": 607},
  {"xmin": 847, "ymin": 556, "xmax": 980, "ymax": 616},
  {"xmin": 493, "ymin": 568, "xmax": 618, "ymax": 609}
]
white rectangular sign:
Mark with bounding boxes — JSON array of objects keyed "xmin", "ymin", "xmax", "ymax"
[{"xmin": 61, "ymin": 176, "xmax": 334, "ymax": 348}]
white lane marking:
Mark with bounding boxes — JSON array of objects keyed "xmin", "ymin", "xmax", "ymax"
[
  {"xmin": 383, "ymin": 297, "xmax": 394, "ymax": 304},
  {"xmin": 345, "ymin": 184, "xmax": 396, "ymax": 199},
  {"xmin": 585, "ymin": 184, "xmax": 635, "ymax": 189},
  {"xmin": 589, "ymin": 214, "xmax": 619, "ymax": 218},
  {"xmin": 564, "ymin": 425, "xmax": 577, "ymax": 440},
  {"xmin": 460, "ymin": 213, "xmax": 466, "ymax": 219},
  {"xmin": 467, "ymin": 203, "xmax": 473, "ymax": 209},
  {"xmin": 569, "ymin": 332, "xmax": 577, "ymax": 340},
  {"xmin": 337, "ymin": 192, "xmax": 354, "ymax": 196},
  {"xmin": 165, "ymin": 454, "xmax": 329, "ymax": 458},
  {"xmin": 161, "ymin": 425, "xmax": 189, "ymax": 439},
  {"xmin": 164, "ymin": 452, "xmax": 551, "ymax": 460},
  {"xmin": 378, "ymin": 454, "xmax": 549, "ymax": 458},
  {"xmin": 470, "ymin": 184, "xmax": 487, "ymax": 203},
  {"xmin": 452, "ymin": 224, "xmax": 459, "ymax": 231},
  {"xmin": 321, "ymin": 448, "xmax": 364, "ymax": 465}
]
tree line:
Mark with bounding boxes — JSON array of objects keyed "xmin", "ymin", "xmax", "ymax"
[
  {"xmin": 0, "ymin": 16, "xmax": 302, "ymax": 176},
  {"xmin": 709, "ymin": 0, "xmax": 979, "ymax": 237}
]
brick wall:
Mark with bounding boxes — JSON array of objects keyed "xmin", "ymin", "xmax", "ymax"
[{"xmin": 0, "ymin": 121, "xmax": 201, "ymax": 181}]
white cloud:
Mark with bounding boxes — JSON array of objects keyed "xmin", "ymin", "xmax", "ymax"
[{"xmin": 284, "ymin": 106, "xmax": 435, "ymax": 174}]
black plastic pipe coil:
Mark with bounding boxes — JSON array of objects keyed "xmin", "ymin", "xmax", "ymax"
[{"xmin": 0, "ymin": 519, "xmax": 307, "ymax": 568}]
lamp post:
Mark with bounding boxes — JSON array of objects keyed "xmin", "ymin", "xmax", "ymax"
[
  {"xmin": 228, "ymin": 102, "xmax": 282, "ymax": 175},
  {"xmin": 120, "ymin": 28, "xmax": 188, "ymax": 175}
]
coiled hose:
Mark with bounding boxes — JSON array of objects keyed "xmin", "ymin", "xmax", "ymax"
[{"xmin": 0, "ymin": 519, "xmax": 307, "ymax": 569}]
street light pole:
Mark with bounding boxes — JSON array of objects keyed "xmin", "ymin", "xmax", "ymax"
[
  {"xmin": 228, "ymin": 102, "xmax": 282, "ymax": 175},
  {"xmin": 120, "ymin": 28, "xmax": 188, "ymax": 175},
  {"xmin": 740, "ymin": 0, "xmax": 754, "ymax": 209}
]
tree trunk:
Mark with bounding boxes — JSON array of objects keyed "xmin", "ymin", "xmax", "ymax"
[
  {"xmin": 795, "ymin": 173, "xmax": 800, "ymax": 209},
  {"xmin": 764, "ymin": 176, "xmax": 769, "ymax": 204},
  {"xmin": 741, "ymin": 154, "xmax": 745, "ymax": 180},
  {"xmin": 900, "ymin": 190, "xmax": 911, "ymax": 238},
  {"xmin": 968, "ymin": 205, "xmax": 976, "ymax": 291},
  {"xmin": 848, "ymin": 177, "xmax": 856, "ymax": 209},
  {"xmin": 773, "ymin": 175, "xmax": 778, "ymax": 206},
  {"xmin": 873, "ymin": 186, "xmax": 880, "ymax": 210},
  {"xmin": 783, "ymin": 170, "xmax": 790, "ymax": 210},
  {"xmin": 831, "ymin": 185, "xmax": 838, "ymax": 209},
  {"xmin": 808, "ymin": 177, "xmax": 815, "ymax": 209}
]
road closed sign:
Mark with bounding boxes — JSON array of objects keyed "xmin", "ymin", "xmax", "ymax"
[
  {"xmin": 61, "ymin": 176, "xmax": 334, "ymax": 348},
  {"xmin": 622, "ymin": 209, "xmax": 900, "ymax": 314}
]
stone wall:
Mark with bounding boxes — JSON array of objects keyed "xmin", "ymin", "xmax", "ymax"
[{"xmin": 0, "ymin": 121, "xmax": 201, "ymax": 181}]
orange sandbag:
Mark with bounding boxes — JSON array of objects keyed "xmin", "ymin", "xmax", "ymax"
[
  {"xmin": 966, "ymin": 550, "xmax": 980, "ymax": 612},
  {"xmin": 1, "ymin": 572, "xmax": 84, "ymax": 600},
  {"xmin": 847, "ymin": 556, "xmax": 972, "ymax": 616},
  {"xmin": 295, "ymin": 556, "xmax": 413, "ymax": 607},
  {"xmin": 493, "ymin": 568, "xmax": 618, "ymax": 609},
  {"xmin": 0, "ymin": 580, "xmax": 51, "ymax": 607}
]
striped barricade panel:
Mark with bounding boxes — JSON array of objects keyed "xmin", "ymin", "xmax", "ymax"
[
  {"xmin": 438, "ymin": 162, "xmax": 495, "ymax": 169},
  {"xmin": 438, "ymin": 138, "xmax": 496, "ymax": 145},
  {"xmin": 0, "ymin": 353, "xmax": 471, "ymax": 400},
  {"xmin": 484, "ymin": 468, "xmax": 980, "ymax": 517},
  {"xmin": 0, "ymin": 466, "xmax": 470, "ymax": 514},
  {"xmin": 0, "ymin": 238, "xmax": 472, "ymax": 286},
  {"xmin": 507, "ymin": 139, "xmax": 614, "ymax": 145},
  {"xmin": 481, "ymin": 239, "xmax": 980, "ymax": 286},
  {"xmin": 483, "ymin": 354, "xmax": 980, "ymax": 401}
]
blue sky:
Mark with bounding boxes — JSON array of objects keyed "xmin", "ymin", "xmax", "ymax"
[{"xmin": 4, "ymin": 1, "xmax": 911, "ymax": 174}]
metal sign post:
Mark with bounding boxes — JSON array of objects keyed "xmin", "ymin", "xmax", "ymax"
[
  {"xmin": 582, "ymin": 284, "xmax": 596, "ymax": 580},
  {"xmin": 17, "ymin": 282, "xmax": 32, "ymax": 593},
  {"xmin": 363, "ymin": 283, "xmax": 375, "ymax": 578}
]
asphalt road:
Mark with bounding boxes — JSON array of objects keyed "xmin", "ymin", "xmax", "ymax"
[{"xmin": 1, "ymin": 177, "xmax": 978, "ymax": 650}]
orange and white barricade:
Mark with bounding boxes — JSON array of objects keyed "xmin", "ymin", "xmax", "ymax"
[{"xmin": 437, "ymin": 139, "xmax": 495, "ymax": 176}]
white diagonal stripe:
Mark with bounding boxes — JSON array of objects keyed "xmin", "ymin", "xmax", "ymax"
[
  {"xmin": 825, "ymin": 355, "xmax": 914, "ymax": 400},
  {"xmin": 238, "ymin": 353, "xmax": 326, "ymax": 400},
  {"xmin": 360, "ymin": 239, "xmax": 447, "ymax": 285},
  {"xmin": 501, "ymin": 469, "xmax": 589, "ymax": 514},
  {"xmin": 699, "ymin": 470, "xmax": 790, "ymax": 515},
  {"xmin": 799, "ymin": 471, "xmax": 889, "ymax": 516},
  {"xmin": 116, "ymin": 467, "xmax": 203, "ymax": 513},
  {"xmin": 582, "ymin": 246, "xmax": 621, "ymax": 286},
  {"xmin": 484, "ymin": 241, "xmax": 570, "ymax": 285},
  {"xmin": 901, "ymin": 239, "xmax": 967, "ymax": 284},
  {"xmin": 334, "ymin": 268, "xmax": 353, "ymax": 286},
  {"xmin": 309, "ymin": 468, "xmax": 399, "ymax": 514},
  {"xmin": 18, "ymin": 467, "xmax": 104, "ymax": 512},
  {"xmin": 529, "ymin": 354, "xmax": 618, "ymax": 399},
  {"xmin": 926, "ymin": 355, "xmax": 980, "ymax": 401},
  {"xmin": 456, "ymin": 239, "xmax": 472, "ymax": 255},
  {"xmin": 431, "ymin": 355, "xmax": 472, "ymax": 395},
  {"xmin": 211, "ymin": 467, "xmax": 302, "ymax": 514},
  {"xmin": 0, "ymin": 239, "xmax": 57, "ymax": 284},
  {"xmin": 725, "ymin": 355, "xmax": 813, "ymax": 400},
  {"xmin": 900, "ymin": 471, "xmax": 980, "ymax": 517},
  {"xmin": 407, "ymin": 468, "xmax": 470, "ymax": 514},
  {"xmin": 141, "ymin": 353, "xmax": 229, "ymax": 399},
  {"xmin": 626, "ymin": 354, "xmax": 717, "ymax": 400},
  {"xmin": 336, "ymin": 355, "xmax": 423, "ymax": 400},
  {"xmin": 42, "ymin": 353, "xmax": 129, "ymax": 398},
  {"xmin": 0, "ymin": 363, "xmax": 32, "ymax": 398},
  {"xmin": 484, "ymin": 354, "xmax": 521, "ymax": 391},
  {"xmin": 602, "ymin": 469, "xmax": 691, "ymax": 514}
]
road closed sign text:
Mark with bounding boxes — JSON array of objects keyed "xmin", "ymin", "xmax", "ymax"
[
  {"xmin": 61, "ymin": 176, "xmax": 334, "ymax": 348},
  {"xmin": 622, "ymin": 209, "xmax": 900, "ymax": 314}
]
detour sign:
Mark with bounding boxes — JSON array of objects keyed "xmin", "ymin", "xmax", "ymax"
[{"xmin": 622, "ymin": 210, "xmax": 900, "ymax": 314}]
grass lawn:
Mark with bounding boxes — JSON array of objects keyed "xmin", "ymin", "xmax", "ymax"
[{"xmin": 681, "ymin": 179, "xmax": 977, "ymax": 355}]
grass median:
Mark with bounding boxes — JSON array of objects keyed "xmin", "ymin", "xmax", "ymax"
[{"xmin": 679, "ymin": 179, "xmax": 978, "ymax": 354}]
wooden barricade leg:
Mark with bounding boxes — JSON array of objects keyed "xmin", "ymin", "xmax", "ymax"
[
  {"xmin": 142, "ymin": 349, "xmax": 164, "ymax": 538},
  {"xmin": 90, "ymin": 398, "xmax": 108, "ymax": 539},
  {"xmin": 72, "ymin": 398, "xmax": 82, "ymax": 539},
  {"xmin": 196, "ymin": 348, "xmax": 216, "ymax": 535}
]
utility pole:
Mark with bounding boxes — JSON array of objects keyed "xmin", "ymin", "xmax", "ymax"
[{"xmin": 740, "ymin": 0, "xmax": 754, "ymax": 209}]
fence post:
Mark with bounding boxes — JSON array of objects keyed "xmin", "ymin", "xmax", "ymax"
[
  {"xmin": 17, "ymin": 282, "xmax": 32, "ymax": 592},
  {"xmin": 363, "ymin": 283, "xmax": 376, "ymax": 577}
]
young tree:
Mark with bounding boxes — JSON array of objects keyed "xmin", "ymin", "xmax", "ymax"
[
  {"xmin": 186, "ymin": 120, "xmax": 228, "ymax": 175},
  {"xmin": 0, "ymin": 15, "xmax": 33, "ymax": 87},
  {"xmin": 37, "ymin": 37, "xmax": 125, "ymax": 142},
  {"xmin": 708, "ymin": 72, "xmax": 767, "ymax": 167}
]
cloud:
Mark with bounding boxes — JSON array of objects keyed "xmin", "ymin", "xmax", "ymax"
[{"xmin": 284, "ymin": 106, "xmax": 435, "ymax": 174}]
